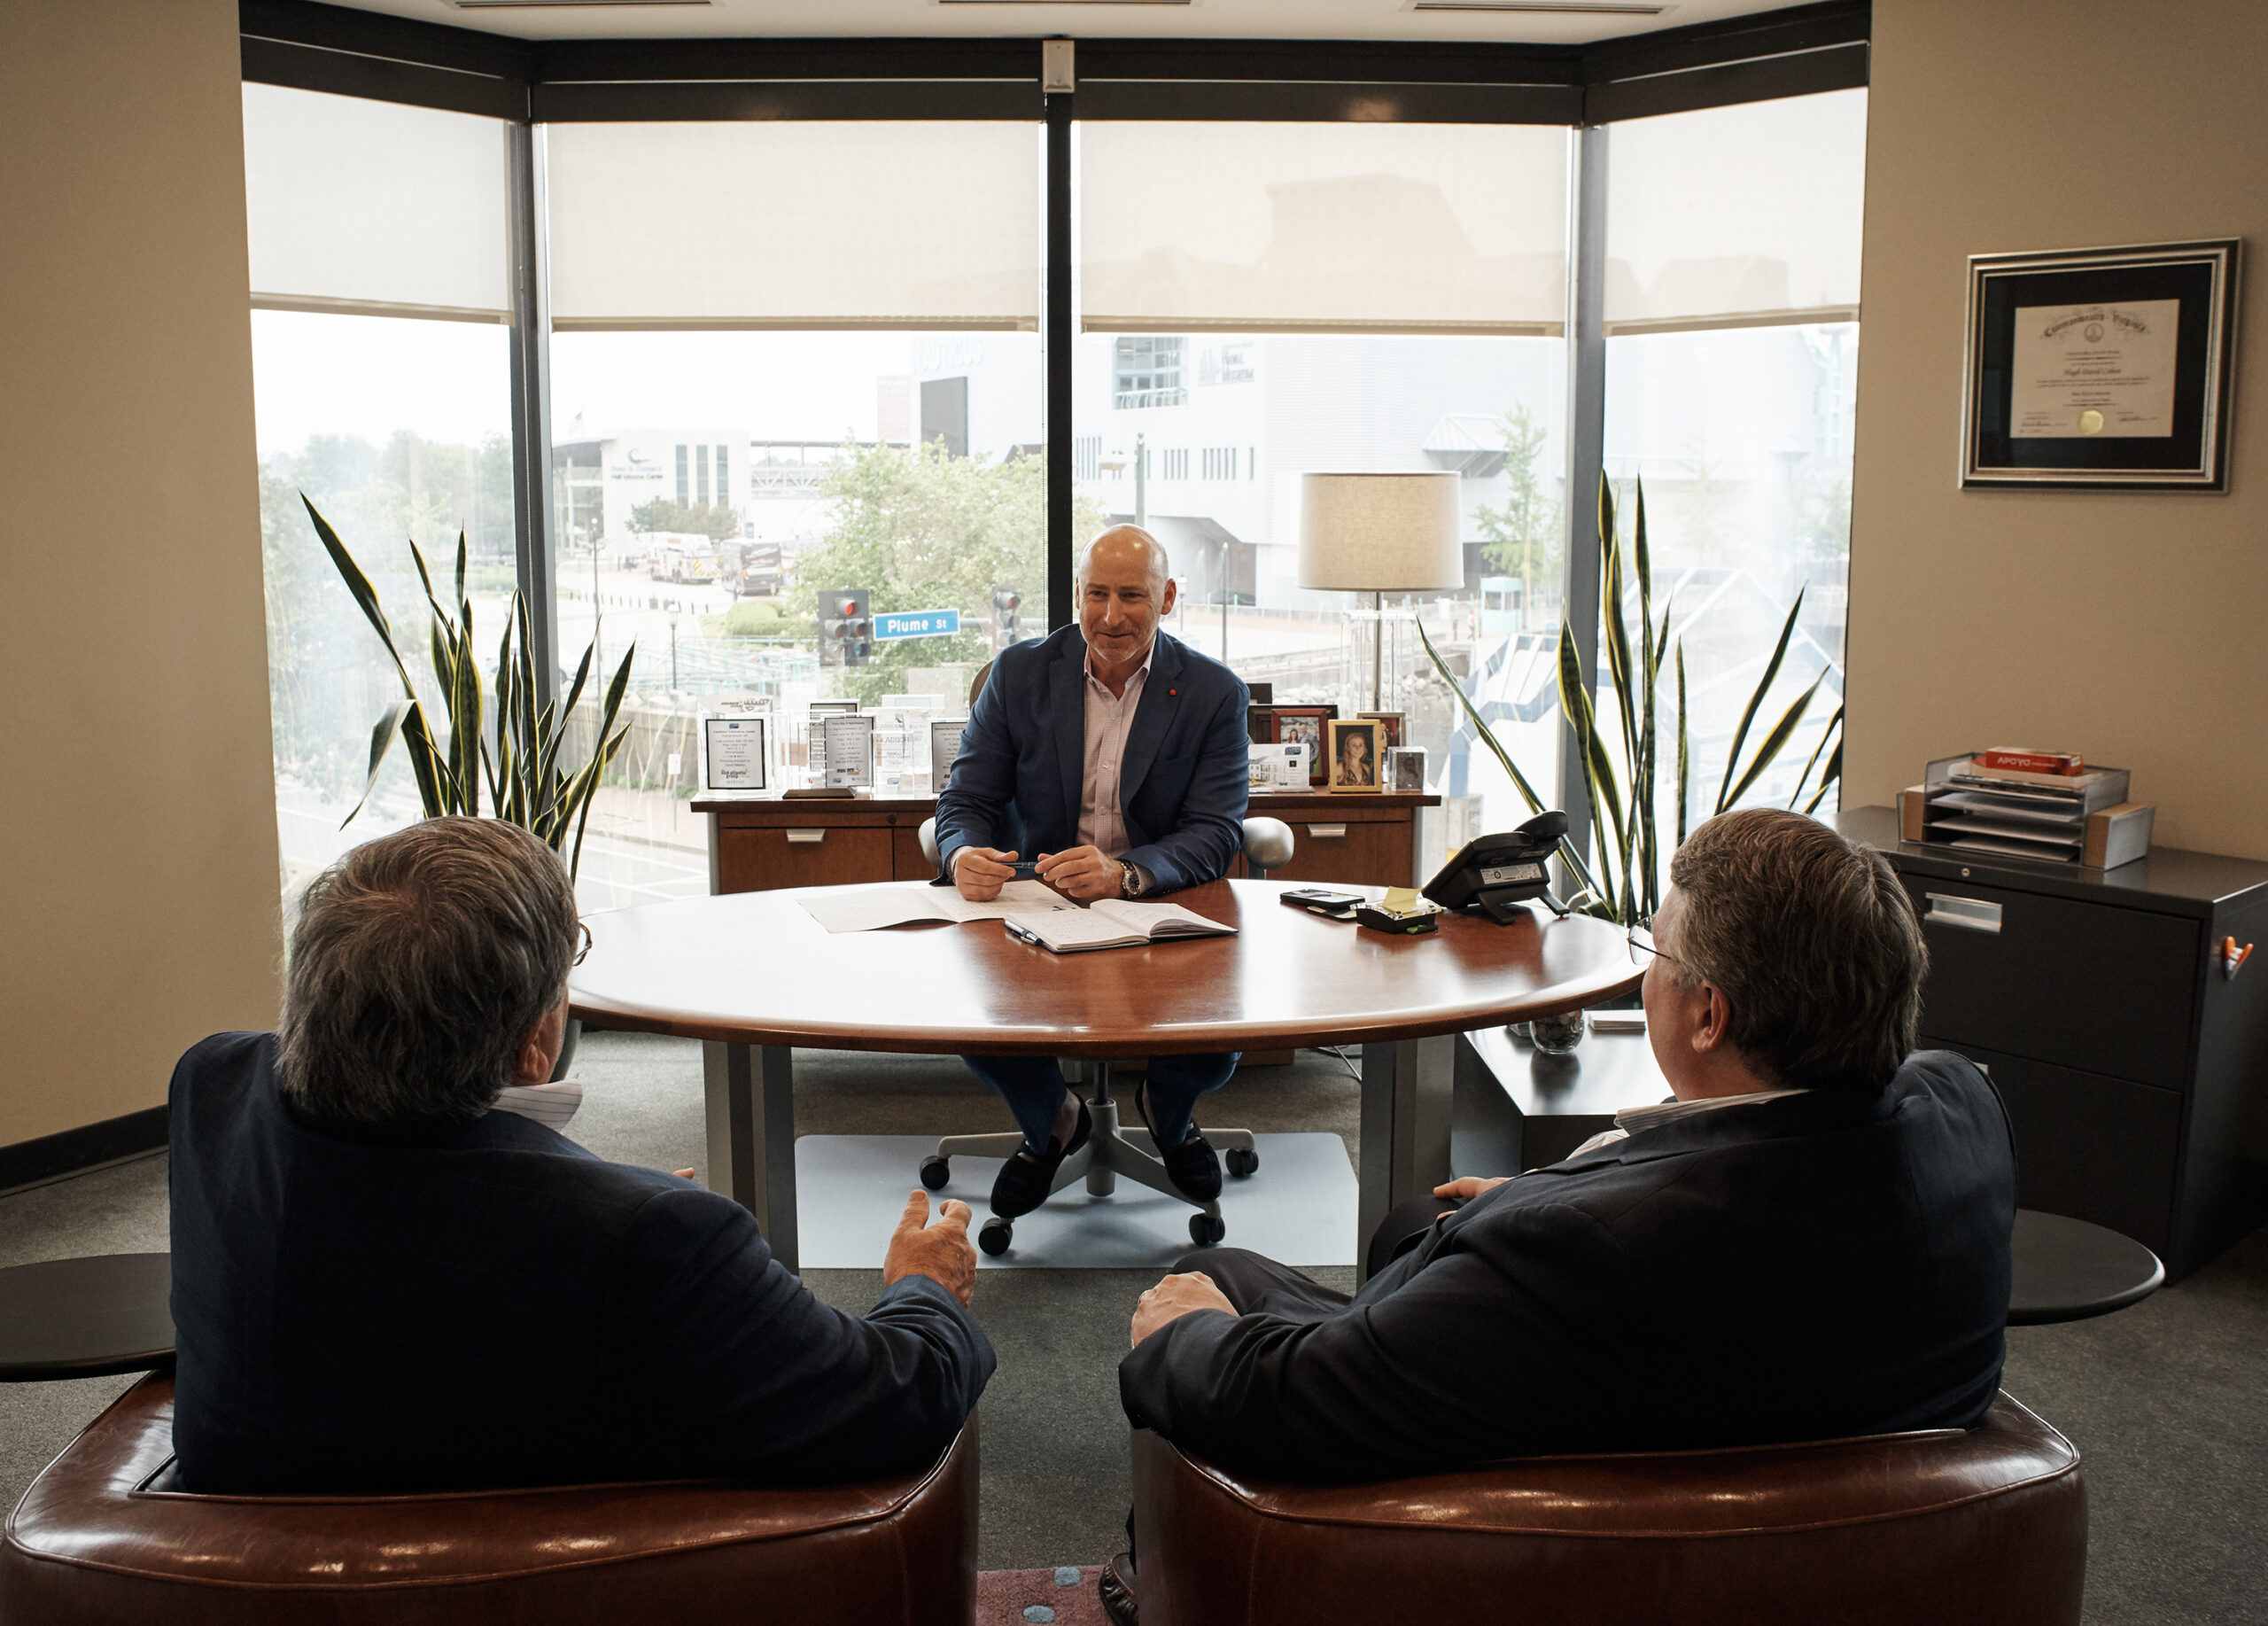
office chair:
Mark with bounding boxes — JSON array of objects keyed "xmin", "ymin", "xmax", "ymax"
[{"xmin": 913, "ymin": 816, "xmax": 1292, "ymax": 1253}]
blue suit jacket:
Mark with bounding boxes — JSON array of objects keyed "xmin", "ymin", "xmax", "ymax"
[
  {"xmin": 1120, "ymin": 1052, "xmax": 2016, "ymax": 1480},
  {"xmin": 934, "ymin": 626, "xmax": 1250, "ymax": 894},
  {"xmin": 167, "ymin": 1032, "xmax": 995, "ymax": 1493}
]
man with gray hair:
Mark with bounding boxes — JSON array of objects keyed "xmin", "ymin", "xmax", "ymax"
[
  {"xmin": 1118, "ymin": 807, "xmax": 2016, "ymax": 1487},
  {"xmin": 936, "ymin": 525, "xmax": 1252, "ymax": 1219},
  {"xmin": 168, "ymin": 816, "xmax": 991, "ymax": 1492}
]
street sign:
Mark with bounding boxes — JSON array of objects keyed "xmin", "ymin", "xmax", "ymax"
[{"xmin": 873, "ymin": 608, "xmax": 962, "ymax": 642}]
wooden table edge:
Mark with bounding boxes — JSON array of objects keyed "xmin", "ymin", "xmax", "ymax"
[{"xmin": 571, "ymin": 964, "xmax": 1643, "ymax": 1055}]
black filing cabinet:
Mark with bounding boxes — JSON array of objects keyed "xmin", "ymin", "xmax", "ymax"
[{"xmin": 1838, "ymin": 806, "xmax": 2268, "ymax": 1280}]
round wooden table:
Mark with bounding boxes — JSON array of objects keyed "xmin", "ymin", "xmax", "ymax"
[
  {"xmin": 572, "ymin": 879, "xmax": 1640, "ymax": 1272},
  {"xmin": 0, "ymin": 1254, "xmax": 175, "ymax": 1382}
]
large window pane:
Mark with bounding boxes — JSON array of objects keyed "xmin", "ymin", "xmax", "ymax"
[
  {"xmin": 549, "ymin": 329, "xmax": 1048, "ymax": 909},
  {"xmin": 243, "ymin": 83, "xmax": 511, "ymax": 317},
  {"xmin": 1604, "ymin": 322, "xmax": 1858, "ymax": 829},
  {"xmin": 546, "ymin": 122, "xmax": 1040, "ymax": 329},
  {"xmin": 1604, "ymin": 89, "xmax": 1867, "ymax": 331},
  {"xmin": 1079, "ymin": 123, "xmax": 1572, "ymax": 869},
  {"xmin": 252, "ymin": 311, "xmax": 517, "ymax": 909}
]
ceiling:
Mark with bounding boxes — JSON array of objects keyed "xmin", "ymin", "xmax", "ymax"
[{"xmin": 321, "ymin": 0, "xmax": 1801, "ymax": 46}]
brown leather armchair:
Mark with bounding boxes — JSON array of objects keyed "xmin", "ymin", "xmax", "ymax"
[
  {"xmin": 2, "ymin": 1374, "xmax": 977, "ymax": 1625},
  {"xmin": 1130, "ymin": 1392, "xmax": 2085, "ymax": 1626}
]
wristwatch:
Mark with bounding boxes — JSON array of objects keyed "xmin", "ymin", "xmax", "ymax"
[{"xmin": 1119, "ymin": 860, "xmax": 1141, "ymax": 899}]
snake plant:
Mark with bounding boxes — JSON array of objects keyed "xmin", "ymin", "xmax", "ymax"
[
  {"xmin": 1420, "ymin": 475, "xmax": 1843, "ymax": 925},
  {"xmin": 304, "ymin": 495, "xmax": 636, "ymax": 880}
]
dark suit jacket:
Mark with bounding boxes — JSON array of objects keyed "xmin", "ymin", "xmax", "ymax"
[
  {"xmin": 933, "ymin": 626, "xmax": 1250, "ymax": 895},
  {"xmin": 167, "ymin": 1032, "xmax": 994, "ymax": 1493},
  {"xmin": 1119, "ymin": 1052, "xmax": 2016, "ymax": 1481}
]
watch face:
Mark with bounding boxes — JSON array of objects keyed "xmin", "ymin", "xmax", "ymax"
[{"xmin": 1121, "ymin": 862, "xmax": 1138, "ymax": 897}]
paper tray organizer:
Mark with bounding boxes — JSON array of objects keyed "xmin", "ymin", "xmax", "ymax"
[{"xmin": 1899, "ymin": 755, "xmax": 2155, "ymax": 872}]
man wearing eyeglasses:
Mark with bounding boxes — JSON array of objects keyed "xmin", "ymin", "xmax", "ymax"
[
  {"xmin": 167, "ymin": 817, "xmax": 992, "ymax": 1492},
  {"xmin": 1117, "ymin": 805, "xmax": 2016, "ymax": 1489}
]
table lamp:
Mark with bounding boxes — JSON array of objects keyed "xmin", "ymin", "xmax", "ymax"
[{"xmin": 1297, "ymin": 471, "xmax": 1464, "ymax": 711}]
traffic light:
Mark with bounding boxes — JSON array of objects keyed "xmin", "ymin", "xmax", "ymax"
[
  {"xmin": 991, "ymin": 585, "xmax": 1022, "ymax": 652},
  {"xmin": 819, "ymin": 588, "xmax": 873, "ymax": 667}
]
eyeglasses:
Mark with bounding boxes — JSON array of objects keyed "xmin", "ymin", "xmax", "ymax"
[
  {"xmin": 574, "ymin": 922, "xmax": 593, "ymax": 967},
  {"xmin": 1626, "ymin": 924, "xmax": 1690, "ymax": 975}
]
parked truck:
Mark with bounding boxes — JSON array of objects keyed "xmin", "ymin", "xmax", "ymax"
[
  {"xmin": 725, "ymin": 541, "xmax": 785, "ymax": 598},
  {"xmin": 644, "ymin": 532, "xmax": 724, "ymax": 584}
]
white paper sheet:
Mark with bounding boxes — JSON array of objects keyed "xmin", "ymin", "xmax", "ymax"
[
  {"xmin": 929, "ymin": 880, "xmax": 1079, "ymax": 922},
  {"xmin": 799, "ymin": 886, "xmax": 951, "ymax": 933}
]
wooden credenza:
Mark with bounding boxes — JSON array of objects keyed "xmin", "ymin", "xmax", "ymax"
[{"xmin": 695, "ymin": 790, "xmax": 1440, "ymax": 895}]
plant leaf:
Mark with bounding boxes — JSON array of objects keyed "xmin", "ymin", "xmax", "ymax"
[
  {"xmin": 302, "ymin": 495, "xmax": 416, "ymax": 699},
  {"xmin": 1412, "ymin": 614, "xmax": 1604, "ymax": 903},
  {"xmin": 1720, "ymin": 667, "xmax": 1827, "ymax": 812},
  {"xmin": 1787, "ymin": 702, "xmax": 1845, "ymax": 811},
  {"xmin": 1802, "ymin": 737, "xmax": 1845, "ymax": 815},
  {"xmin": 1714, "ymin": 587, "xmax": 1806, "ymax": 813},
  {"xmin": 341, "ymin": 698, "xmax": 416, "ymax": 827},
  {"xmin": 1674, "ymin": 642, "xmax": 1690, "ymax": 849}
]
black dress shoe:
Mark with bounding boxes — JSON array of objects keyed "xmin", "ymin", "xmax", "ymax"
[
  {"xmin": 1136, "ymin": 1081, "xmax": 1222, "ymax": 1202},
  {"xmin": 1099, "ymin": 1552, "xmax": 1138, "ymax": 1626},
  {"xmin": 989, "ymin": 1101, "xmax": 1091, "ymax": 1218}
]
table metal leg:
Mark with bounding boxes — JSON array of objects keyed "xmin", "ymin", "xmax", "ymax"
[
  {"xmin": 1356, "ymin": 1033, "xmax": 1456, "ymax": 1282},
  {"xmin": 703, "ymin": 1040, "xmax": 801, "ymax": 1272}
]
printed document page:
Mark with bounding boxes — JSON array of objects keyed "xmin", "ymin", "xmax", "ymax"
[{"xmin": 929, "ymin": 880, "xmax": 1078, "ymax": 922}]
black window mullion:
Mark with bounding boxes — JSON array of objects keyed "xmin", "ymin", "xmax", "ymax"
[
  {"xmin": 507, "ymin": 122, "xmax": 559, "ymax": 712},
  {"xmin": 1557, "ymin": 123, "xmax": 1609, "ymax": 876},
  {"xmin": 1045, "ymin": 91, "xmax": 1074, "ymax": 634}
]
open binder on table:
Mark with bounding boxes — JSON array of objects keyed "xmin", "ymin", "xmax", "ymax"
[{"xmin": 1001, "ymin": 900, "xmax": 1238, "ymax": 953}]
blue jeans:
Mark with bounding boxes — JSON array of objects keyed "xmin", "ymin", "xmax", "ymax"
[{"xmin": 960, "ymin": 1053, "xmax": 1239, "ymax": 1154}]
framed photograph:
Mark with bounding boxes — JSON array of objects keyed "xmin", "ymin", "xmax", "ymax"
[
  {"xmin": 1326, "ymin": 719, "xmax": 1383, "ymax": 793},
  {"xmin": 820, "ymin": 712, "xmax": 875, "ymax": 790},
  {"xmin": 1359, "ymin": 711, "xmax": 1406, "ymax": 751},
  {"xmin": 1961, "ymin": 238, "xmax": 2241, "ymax": 490},
  {"xmin": 703, "ymin": 716, "xmax": 767, "ymax": 791},
  {"xmin": 1386, "ymin": 744, "xmax": 1427, "ymax": 793},
  {"xmin": 1267, "ymin": 705, "xmax": 1337, "ymax": 787},
  {"xmin": 929, "ymin": 719, "xmax": 967, "ymax": 786}
]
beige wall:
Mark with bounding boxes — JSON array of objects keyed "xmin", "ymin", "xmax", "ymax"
[
  {"xmin": 1846, "ymin": 0, "xmax": 2268, "ymax": 858},
  {"xmin": 0, "ymin": 1, "xmax": 281, "ymax": 1148}
]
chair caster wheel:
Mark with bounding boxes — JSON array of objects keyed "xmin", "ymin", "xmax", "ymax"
[
  {"xmin": 1225, "ymin": 1148, "xmax": 1259, "ymax": 1178},
  {"xmin": 1189, "ymin": 1213, "xmax": 1226, "ymax": 1247},
  {"xmin": 979, "ymin": 1217, "xmax": 1014, "ymax": 1256},
  {"xmin": 920, "ymin": 1156, "xmax": 951, "ymax": 1191}
]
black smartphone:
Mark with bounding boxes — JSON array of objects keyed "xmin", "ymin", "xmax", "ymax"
[{"xmin": 1280, "ymin": 888, "xmax": 1364, "ymax": 912}]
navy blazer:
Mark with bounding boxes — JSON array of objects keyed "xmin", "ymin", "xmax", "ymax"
[
  {"xmin": 1119, "ymin": 1052, "xmax": 2016, "ymax": 1481},
  {"xmin": 934, "ymin": 625, "xmax": 1250, "ymax": 895},
  {"xmin": 167, "ymin": 1032, "xmax": 994, "ymax": 1493}
]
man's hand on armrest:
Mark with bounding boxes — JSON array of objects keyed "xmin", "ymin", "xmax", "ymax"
[
  {"xmin": 1130, "ymin": 1270, "xmax": 1236, "ymax": 1346},
  {"xmin": 951, "ymin": 846, "xmax": 1021, "ymax": 901},
  {"xmin": 882, "ymin": 1190, "xmax": 978, "ymax": 1307}
]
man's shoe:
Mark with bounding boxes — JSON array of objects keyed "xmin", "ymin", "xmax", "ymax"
[
  {"xmin": 1136, "ymin": 1081, "xmax": 1222, "ymax": 1202},
  {"xmin": 989, "ymin": 1101, "xmax": 1091, "ymax": 1218},
  {"xmin": 1099, "ymin": 1552, "xmax": 1138, "ymax": 1626}
]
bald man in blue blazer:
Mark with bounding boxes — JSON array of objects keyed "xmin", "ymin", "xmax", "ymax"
[{"xmin": 935, "ymin": 526, "xmax": 1251, "ymax": 1219}]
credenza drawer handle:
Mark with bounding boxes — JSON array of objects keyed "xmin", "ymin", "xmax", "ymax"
[
  {"xmin": 785, "ymin": 829, "xmax": 827, "ymax": 844},
  {"xmin": 1309, "ymin": 823, "xmax": 1348, "ymax": 839},
  {"xmin": 1924, "ymin": 893, "xmax": 2001, "ymax": 933}
]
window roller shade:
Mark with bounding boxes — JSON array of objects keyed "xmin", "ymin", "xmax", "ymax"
[
  {"xmin": 243, "ymin": 84, "xmax": 513, "ymax": 321},
  {"xmin": 1604, "ymin": 88, "xmax": 1867, "ymax": 333},
  {"xmin": 544, "ymin": 122, "xmax": 1041, "ymax": 331},
  {"xmin": 1079, "ymin": 122, "xmax": 1569, "ymax": 335}
]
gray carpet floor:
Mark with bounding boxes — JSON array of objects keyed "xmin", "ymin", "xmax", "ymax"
[{"xmin": 2, "ymin": 1029, "xmax": 2261, "ymax": 1622}]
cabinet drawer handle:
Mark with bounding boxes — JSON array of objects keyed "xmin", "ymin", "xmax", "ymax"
[
  {"xmin": 785, "ymin": 829, "xmax": 827, "ymax": 844},
  {"xmin": 1924, "ymin": 892, "xmax": 2001, "ymax": 933},
  {"xmin": 1308, "ymin": 823, "xmax": 1348, "ymax": 839}
]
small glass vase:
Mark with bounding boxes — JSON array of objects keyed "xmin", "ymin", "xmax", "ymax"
[{"xmin": 1528, "ymin": 1010, "xmax": 1586, "ymax": 1055}]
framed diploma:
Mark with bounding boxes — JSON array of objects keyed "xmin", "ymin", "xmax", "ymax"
[
  {"xmin": 702, "ymin": 717, "xmax": 767, "ymax": 791},
  {"xmin": 1961, "ymin": 238, "xmax": 2240, "ymax": 490}
]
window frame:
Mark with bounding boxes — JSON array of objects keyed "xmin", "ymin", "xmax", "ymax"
[{"xmin": 239, "ymin": 0, "xmax": 1868, "ymax": 846}]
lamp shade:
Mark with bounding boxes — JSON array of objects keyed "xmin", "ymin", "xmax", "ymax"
[{"xmin": 1297, "ymin": 472, "xmax": 1465, "ymax": 592}]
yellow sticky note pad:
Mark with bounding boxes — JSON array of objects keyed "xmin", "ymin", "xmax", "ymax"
[{"xmin": 1383, "ymin": 887, "xmax": 1419, "ymax": 914}]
